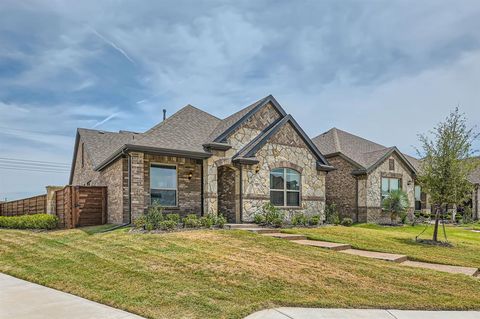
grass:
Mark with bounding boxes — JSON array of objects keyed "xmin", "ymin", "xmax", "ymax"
[
  {"xmin": 0, "ymin": 228, "xmax": 479, "ymax": 319},
  {"xmin": 285, "ymin": 224, "xmax": 480, "ymax": 268}
]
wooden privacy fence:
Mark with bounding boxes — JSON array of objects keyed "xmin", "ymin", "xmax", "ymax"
[
  {"xmin": 0, "ymin": 186, "xmax": 107, "ymax": 229},
  {"xmin": 55, "ymin": 186, "xmax": 107, "ymax": 229},
  {"xmin": 0, "ymin": 194, "xmax": 46, "ymax": 216}
]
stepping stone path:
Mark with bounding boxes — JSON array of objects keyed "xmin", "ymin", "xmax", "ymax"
[{"xmin": 224, "ymin": 224, "xmax": 480, "ymax": 277}]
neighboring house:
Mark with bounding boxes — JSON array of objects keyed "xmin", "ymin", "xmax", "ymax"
[
  {"xmin": 312, "ymin": 128, "xmax": 428, "ymax": 223},
  {"xmin": 70, "ymin": 95, "xmax": 334, "ymax": 224},
  {"xmin": 468, "ymin": 166, "xmax": 480, "ymax": 220}
]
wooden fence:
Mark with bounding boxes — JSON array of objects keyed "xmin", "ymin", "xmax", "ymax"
[
  {"xmin": 0, "ymin": 194, "xmax": 46, "ymax": 216},
  {"xmin": 0, "ymin": 186, "xmax": 107, "ymax": 229}
]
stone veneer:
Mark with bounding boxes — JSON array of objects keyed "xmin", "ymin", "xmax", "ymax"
[
  {"xmin": 359, "ymin": 153, "xmax": 416, "ymax": 223},
  {"xmin": 473, "ymin": 185, "xmax": 479, "ymax": 220}
]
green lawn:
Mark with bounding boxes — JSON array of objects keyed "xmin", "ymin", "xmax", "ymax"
[
  {"xmin": 285, "ymin": 224, "xmax": 480, "ymax": 268},
  {"xmin": 0, "ymin": 227, "xmax": 479, "ymax": 319}
]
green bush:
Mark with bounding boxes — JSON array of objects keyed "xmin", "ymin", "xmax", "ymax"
[
  {"xmin": 165, "ymin": 213, "xmax": 180, "ymax": 224},
  {"xmin": 291, "ymin": 213, "xmax": 308, "ymax": 226},
  {"xmin": 262, "ymin": 203, "xmax": 285, "ymax": 227},
  {"xmin": 400, "ymin": 212, "xmax": 408, "ymax": 224},
  {"xmin": 0, "ymin": 214, "xmax": 58, "ymax": 230},
  {"xmin": 183, "ymin": 214, "xmax": 201, "ymax": 228},
  {"xmin": 308, "ymin": 215, "xmax": 321, "ymax": 226},
  {"xmin": 133, "ymin": 216, "xmax": 146, "ymax": 229},
  {"xmin": 325, "ymin": 203, "xmax": 340, "ymax": 225},
  {"xmin": 159, "ymin": 220, "xmax": 178, "ymax": 231},
  {"xmin": 200, "ymin": 215, "xmax": 214, "ymax": 228},
  {"xmin": 253, "ymin": 213, "xmax": 266, "ymax": 225},
  {"xmin": 145, "ymin": 204, "xmax": 164, "ymax": 230},
  {"xmin": 341, "ymin": 217, "xmax": 353, "ymax": 227},
  {"xmin": 215, "ymin": 214, "xmax": 227, "ymax": 228}
]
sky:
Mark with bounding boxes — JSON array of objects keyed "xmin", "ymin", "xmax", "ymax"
[{"xmin": 0, "ymin": 0, "xmax": 479, "ymax": 200}]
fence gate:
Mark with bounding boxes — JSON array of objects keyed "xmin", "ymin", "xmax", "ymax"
[{"xmin": 55, "ymin": 186, "xmax": 107, "ymax": 229}]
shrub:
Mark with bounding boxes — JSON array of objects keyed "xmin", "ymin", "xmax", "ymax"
[
  {"xmin": 183, "ymin": 214, "xmax": 201, "ymax": 228},
  {"xmin": 308, "ymin": 215, "xmax": 321, "ymax": 226},
  {"xmin": 253, "ymin": 213, "xmax": 266, "ymax": 225},
  {"xmin": 291, "ymin": 213, "xmax": 308, "ymax": 226},
  {"xmin": 159, "ymin": 220, "xmax": 177, "ymax": 231},
  {"xmin": 200, "ymin": 215, "xmax": 214, "ymax": 228},
  {"xmin": 400, "ymin": 212, "xmax": 408, "ymax": 224},
  {"xmin": 0, "ymin": 214, "xmax": 58, "ymax": 230},
  {"xmin": 341, "ymin": 218, "xmax": 353, "ymax": 227},
  {"xmin": 262, "ymin": 203, "xmax": 285, "ymax": 227},
  {"xmin": 165, "ymin": 213, "xmax": 180, "ymax": 224},
  {"xmin": 214, "ymin": 214, "xmax": 227, "ymax": 228},
  {"xmin": 325, "ymin": 203, "xmax": 340, "ymax": 225},
  {"xmin": 133, "ymin": 216, "xmax": 146, "ymax": 229},
  {"xmin": 463, "ymin": 206, "xmax": 473, "ymax": 224},
  {"xmin": 144, "ymin": 204, "xmax": 164, "ymax": 230}
]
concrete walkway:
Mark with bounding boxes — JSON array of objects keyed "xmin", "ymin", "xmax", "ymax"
[
  {"xmin": 231, "ymin": 225, "xmax": 479, "ymax": 277},
  {"xmin": 0, "ymin": 273, "xmax": 145, "ymax": 319},
  {"xmin": 245, "ymin": 307, "xmax": 480, "ymax": 319}
]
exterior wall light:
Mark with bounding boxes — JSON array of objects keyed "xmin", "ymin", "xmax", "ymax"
[
  {"xmin": 255, "ymin": 165, "xmax": 260, "ymax": 174},
  {"xmin": 187, "ymin": 171, "xmax": 193, "ymax": 180}
]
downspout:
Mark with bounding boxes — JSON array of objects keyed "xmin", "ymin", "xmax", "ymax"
[
  {"xmin": 201, "ymin": 160, "xmax": 204, "ymax": 217},
  {"xmin": 239, "ymin": 165, "xmax": 243, "ymax": 223}
]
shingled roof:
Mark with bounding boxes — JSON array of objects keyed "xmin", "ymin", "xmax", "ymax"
[
  {"xmin": 312, "ymin": 128, "xmax": 418, "ymax": 174},
  {"xmin": 468, "ymin": 163, "xmax": 480, "ymax": 185}
]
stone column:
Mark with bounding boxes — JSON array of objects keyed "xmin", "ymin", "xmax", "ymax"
[
  {"xmin": 129, "ymin": 152, "xmax": 145, "ymax": 220},
  {"xmin": 203, "ymin": 158, "xmax": 218, "ymax": 216},
  {"xmin": 45, "ymin": 185, "xmax": 64, "ymax": 215}
]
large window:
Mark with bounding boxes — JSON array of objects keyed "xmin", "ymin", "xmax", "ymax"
[
  {"xmin": 381, "ymin": 177, "xmax": 401, "ymax": 202},
  {"xmin": 270, "ymin": 168, "xmax": 301, "ymax": 207},
  {"xmin": 150, "ymin": 164, "xmax": 177, "ymax": 207},
  {"xmin": 414, "ymin": 185, "xmax": 422, "ymax": 211}
]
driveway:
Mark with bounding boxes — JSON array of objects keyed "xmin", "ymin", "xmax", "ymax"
[
  {"xmin": 245, "ymin": 307, "xmax": 480, "ymax": 319},
  {"xmin": 0, "ymin": 273, "xmax": 145, "ymax": 319}
]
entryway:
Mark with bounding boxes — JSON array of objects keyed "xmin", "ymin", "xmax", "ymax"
[{"xmin": 217, "ymin": 165, "xmax": 240, "ymax": 223}]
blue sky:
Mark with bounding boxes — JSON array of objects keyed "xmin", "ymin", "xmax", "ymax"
[{"xmin": 1, "ymin": 0, "xmax": 479, "ymax": 200}]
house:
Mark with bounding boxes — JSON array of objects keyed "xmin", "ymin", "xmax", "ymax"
[
  {"xmin": 468, "ymin": 166, "xmax": 480, "ymax": 220},
  {"xmin": 70, "ymin": 95, "xmax": 334, "ymax": 224},
  {"xmin": 312, "ymin": 128, "xmax": 428, "ymax": 223}
]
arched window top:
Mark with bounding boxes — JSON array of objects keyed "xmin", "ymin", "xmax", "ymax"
[{"xmin": 270, "ymin": 168, "xmax": 301, "ymax": 207}]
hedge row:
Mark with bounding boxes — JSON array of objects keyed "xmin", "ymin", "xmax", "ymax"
[{"xmin": 0, "ymin": 214, "xmax": 58, "ymax": 230}]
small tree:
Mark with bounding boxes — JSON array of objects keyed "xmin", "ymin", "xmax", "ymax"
[
  {"xmin": 382, "ymin": 189, "xmax": 410, "ymax": 224},
  {"xmin": 416, "ymin": 108, "xmax": 479, "ymax": 242}
]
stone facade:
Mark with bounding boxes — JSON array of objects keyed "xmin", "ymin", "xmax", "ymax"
[
  {"xmin": 473, "ymin": 185, "xmax": 479, "ymax": 220},
  {"xmin": 324, "ymin": 155, "xmax": 358, "ymax": 220},
  {"xmin": 361, "ymin": 153, "xmax": 416, "ymax": 223}
]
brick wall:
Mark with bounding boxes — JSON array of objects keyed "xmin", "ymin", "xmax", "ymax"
[{"xmin": 324, "ymin": 155, "xmax": 358, "ymax": 220}]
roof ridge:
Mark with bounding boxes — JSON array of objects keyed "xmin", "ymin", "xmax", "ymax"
[
  {"xmin": 331, "ymin": 128, "xmax": 342, "ymax": 153},
  {"xmin": 334, "ymin": 127, "xmax": 386, "ymax": 148},
  {"xmin": 184, "ymin": 104, "xmax": 221, "ymax": 120},
  {"xmin": 143, "ymin": 104, "xmax": 200, "ymax": 135}
]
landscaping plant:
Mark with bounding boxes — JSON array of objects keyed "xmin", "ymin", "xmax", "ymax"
[
  {"xmin": 325, "ymin": 203, "xmax": 340, "ymax": 225},
  {"xmin": 416, "ymin": 107, "xmax": 479, "ymax": 242},
  {"xmin": 340, "ymin": 217, "xmax": 353, "ymax": 227},
  {"xmin": 381, "ymin": 189, "xmax": 410, "ymax": 225},
  {"xmin": 0, "ymin": 214, "xmax": 58, "ymax": 230}
]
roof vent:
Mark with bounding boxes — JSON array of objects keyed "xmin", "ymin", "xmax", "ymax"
[
  {"xmin": 163, "ymin": 109, "xmax": 167, "ymax": 121},
  {"xmin": 98, "ymin": 131, "xmax": 105, "ymax": 134}
]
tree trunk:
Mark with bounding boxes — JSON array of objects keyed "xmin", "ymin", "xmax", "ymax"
[{"xmin": 432, "ymin": 207, "xmax": 440, "ymax": 242}]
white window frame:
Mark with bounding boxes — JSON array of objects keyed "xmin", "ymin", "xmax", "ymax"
[
  {"xmin": 270, "ymin": 168, "xmax": 301, "ymax": 208},
  {"xmin": 150, "ymin": 163, "xmax": 178, "ymax": 207},
  {"xmin": 381, "ymin": 177, "xmax": 401, "ymax": 202}
]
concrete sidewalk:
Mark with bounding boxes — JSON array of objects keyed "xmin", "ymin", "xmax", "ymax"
[
  {"xmin": 0, "ymin": 273, "xmax": 145, "ymax": 319},
  {"xmin": 245, "ymin": 308, "xmax": 480, "ymax": 319}
]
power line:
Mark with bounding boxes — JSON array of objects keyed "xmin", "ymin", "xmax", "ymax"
[
  {"xmin": 0, "ymin": 157, "xmax": 70, "ymax": 166},
  {"xmin": 0, "ymin": 165, "xmax": 69, "ymax": 173},
  {"xmin": 0, "ymin": 126, "xmax": 71, "ymax": 137}
]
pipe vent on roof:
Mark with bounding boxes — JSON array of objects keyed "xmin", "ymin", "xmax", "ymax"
[{"xmin": 163, "ymin": 109, "xmax": 167, "ymax": 121}]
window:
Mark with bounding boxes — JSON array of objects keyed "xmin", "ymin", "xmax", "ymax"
[
  {"xmin": 389, "ymin": 159, "xmax": 395, "ymax": 171},
  {"xmin": 150, "ymin": 164, "xmax": 177, "ymax": 207},
  {"xmin": 414, "ymin": 185, "xmax": 422, "ymax": 211},
  {"xmin": 270, "ymin": 168, "xmax": 301, "ymax": 207},
  {"xmin": 381, "ymin": 177, "xmax": 401, "ymax": 202}
]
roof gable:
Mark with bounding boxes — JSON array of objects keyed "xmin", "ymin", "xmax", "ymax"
[
  {"xmin": 208, "ymin": 95, "xmax": 287, "ymax": 143},
  {"xmin": 233, "ymin": 115, "xmax": 333, "ymax": 171}
]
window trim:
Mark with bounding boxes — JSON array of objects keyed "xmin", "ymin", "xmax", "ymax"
[
  {"xmin": 150, "ymin": 163, "xmax": 178, "ymax": 208},
  {"xmin": 270, "ymin": 167, "xmax": 302, "ymax": 208},
  {"xmin": 414, "ymin": 184, "xmax": 422, "ymax": 211}
]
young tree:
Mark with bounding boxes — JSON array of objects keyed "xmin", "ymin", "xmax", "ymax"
[
  {"xmin": 382, "ymin": 189, "xmax": 410, "ymax": 224},
  {"xmin": 416, "ymin": 108, "xmax": 479, "ymax": 242}
]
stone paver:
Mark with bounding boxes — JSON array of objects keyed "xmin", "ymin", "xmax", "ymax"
[
  {"xmin": 245, "ymin": 228, "xmax": 280, "ymax": 234},
  {"xmin": 401, "ymin": 260, "xmax": 479, "ymax": 276},
  {"xmin": 245, "ymin": 308, "xmax": 480, "ymax": 319},
  {"xmin": 0, "ymin": 273, "xmax": 145, "ymax": 319},
  {"xmin": 294, "ymin": 240, "xmax": 351, "ymax": 251},
  {"xmin": 339, "ymin": 249, "xmax": 408, "ymax": 263},
  {"xmin": 225, "ymin": 223, "xmax": 258, "ymax": 229},
  {"xmin": 261, "ymin": 233, "xmax": 307, "ymax": 240}
]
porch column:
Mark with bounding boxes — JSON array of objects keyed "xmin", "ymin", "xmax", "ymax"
[{"xmin": 203, "ymin": 159, "xmax": 218, "ymax": 216}]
